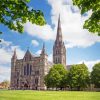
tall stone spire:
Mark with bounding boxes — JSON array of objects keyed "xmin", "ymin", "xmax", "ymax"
[
  {"xmin": 41, "ymin": 43, "xmax": 48, "ymax": 60},
  {"xmin": 41, "ymin": 43, "xmax": 45, "ymax": 54},
  {"xmin": 56, "ymin": 14, "xmax": 62, "ymax": 42},
  {"xmin": 12, "ymin": 49, "xmax": 17, "ymax": 59},
  {"xmin": 53, "ymin": 15, "xmax": 66, "ymax": 67}
]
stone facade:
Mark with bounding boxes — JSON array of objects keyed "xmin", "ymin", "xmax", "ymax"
[
  {"xmin": 10, "ymin": 44, "xmax": 52, "ymax": 90},
  {"xmin": 53, "ymin": 15, "xmax": 66, "ymax": 67}
]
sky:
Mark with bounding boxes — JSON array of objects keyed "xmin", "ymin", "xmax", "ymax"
[{"xmin": 0, "ymin": 0, "xmax": 100, "ymax": 82}]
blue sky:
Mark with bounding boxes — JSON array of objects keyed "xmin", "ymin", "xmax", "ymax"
[{"xmin": 0, "ymin": 0, "xmax": 100, "ymax": 82}]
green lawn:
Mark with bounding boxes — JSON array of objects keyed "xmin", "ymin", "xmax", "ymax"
[{"xmin": 0, "ymin": 90, "xmax": 100, "ymax": 100}]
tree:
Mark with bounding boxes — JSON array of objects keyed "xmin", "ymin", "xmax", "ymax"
[
  {"xmin": 67, "ymin": 64, "xmax": 90, "ymax": 90},
  {"xmin": 91, "ymin": 62, "xmax": 100, "ymax": 88},
  {"xmin": 44, "ymin": 64, "xmax": 68, "ymax": 90},
  {"xmin": 0, "ymin": 0, "xmax": 46, "ymax": 34},
  {"xmin": 73, "ymin": 0, "xmax": 100, "ymax": 35},
  {"xmin": 45, "ymin": 68, "xmax": 61, "ymax": 89},
  {"xmin": 0, "ymin": 80, "xmax": 10, "ymax": 89}
]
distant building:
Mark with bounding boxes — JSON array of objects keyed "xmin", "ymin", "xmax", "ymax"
[
  {"xmin": 0, "ymin": 83, "xmax": 3, "ymax": 89},
  {"xmin": 10, "ymin": 15, "xmax": 67, "ymax": 90}
]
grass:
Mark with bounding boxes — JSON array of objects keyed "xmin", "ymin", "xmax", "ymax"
[{"xmin": 0, "ymin": 90, "xmax": 100, "ymax": 100}]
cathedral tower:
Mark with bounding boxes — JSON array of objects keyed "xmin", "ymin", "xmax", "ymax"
[
  {"xmin": 53, "ymin": 15, "xmax": 66, "ymax": 67},
  {"xmin": 10, "ymin": 49, "xmax": 17, "ymax": 89}
]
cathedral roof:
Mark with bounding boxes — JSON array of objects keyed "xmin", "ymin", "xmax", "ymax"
[{"xmin": 23, "ymin": 49, "xmax": 34, "ymax": 60}]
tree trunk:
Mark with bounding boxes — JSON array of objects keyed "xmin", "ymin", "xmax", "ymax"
[
  {"xmin": 70, "ymin": 86, "xmax": 72, "ymax": 91},
  {"xmin": 77, "ymin": 86, "xmax": 80, "ymax": 91}
]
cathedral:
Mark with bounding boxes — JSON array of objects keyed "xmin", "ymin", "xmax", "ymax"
[{"xmin": 10, "ymin": 15, "xmax": 66, "ymax": 90}]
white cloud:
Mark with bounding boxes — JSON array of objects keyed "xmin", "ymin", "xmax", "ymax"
[
  {"xmin": 35, "ymin": 49, "xmax": 53, "ymax": 62},
  {"xmin": 24, "ymin": 0, "xmax": 100, "ymax": 48},
  {"xmin": 78, "ymin": 60, "xmax": 100, "ymax": 72},
  {"xmin": 0, "ymin": 39, "xmax": 25, "ymax": 82},
  {"xmin": 0, "ymin": 48, "xmax": 12, "ymax": 65},
  {"xmin": 32, "ymin": 40, "xmax": 39, "ymax": 46},
  {"xmin": 48, "ymin": 54, "xmax": 53, "ymax": 62},
  {"xmin": 0, "ymin": 39, "xmax": 12, "ymax": 47},
  {"xmin": 24, "ymin": 22, "xmax": 55, "ymax": 41},
  {"xmin": 35, "ymin": 50, "xmax": 42, "ymax": 55},
  {"xmin": 0, "ymin": 65, "xmax": 11, "ymax": 82}
]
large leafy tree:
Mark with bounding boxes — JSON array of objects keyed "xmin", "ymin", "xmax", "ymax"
[
  {"xmin": 91, "ymin": 62, "xmax": 100, "ymax": 88},
  {"xmin": 73, "ymin": 0, "xmax": 100, "ymax": 35},
  {"xmin": 44, "ymin": 64, "xmax": 68, "ymax": 90},
  {"xmin": 0, "ymin": 0, "xmax": 46, "ymax": 34},
  {"xmin": 67, "ymin": 64, "xmax": 90, "ymax": 90}
]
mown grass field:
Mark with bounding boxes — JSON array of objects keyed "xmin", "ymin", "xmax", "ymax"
[{"xmin": 0, "ymin": 90, "xmax": 100, "ymax": 100}]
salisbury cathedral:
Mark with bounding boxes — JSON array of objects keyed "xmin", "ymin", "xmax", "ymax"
[{"xmin": 10, "ymin": 15, "xmax": 67, "ymax": 90}]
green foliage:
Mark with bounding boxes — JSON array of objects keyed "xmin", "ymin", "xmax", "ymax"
[
  {"xmin": 45, "ymin": 68, "xmax": 61, "ymax": 88},
  {"xmin": 73, "ymin": 0, "xmax": 100, "ymax": 35},
  {"xmin": 67, "ymin": 64, "xmax": 90, "ymax": 90},
  {"xmin": 44, "ymin": 64, "xmax": 68, "ymax": 89},
  {"xmin": 0, "ymin": 0, "xmax": 46, "ymax": 34},
  {"xmin": 91, "ymin": 62, "xmax": 100, "ymax": 88}
]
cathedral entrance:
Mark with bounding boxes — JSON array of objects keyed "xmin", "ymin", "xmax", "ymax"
[
  {"xmin": 35, "ymin": 87, "xmax": 38, "ymax": 90},
  {"xmin": 24, "ymin": 83, "xmax": 29, "ymax": 90}
]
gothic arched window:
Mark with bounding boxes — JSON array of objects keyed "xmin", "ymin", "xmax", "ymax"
[
  {"xmin": 27, "ymin": 64, "xmax": 29, "ymax": 75},
  {"xmin": 35, "ymin": 78, "xmax": 38, "ymax": 84},
  {"xmin": 30, "ymin": 55, "xmax": 31, "ymax": 60},
  {"xmin": 25, "ymin": 57, "xmax": 27, "ymax": 61},
  {"xmin": 30, "ymin": 65, "xmax": 32, "ymax": 75},
  {"xmin": 24, "ymin": 64, "xmax": 32, "ymax": 76},
  {"xmin": 24, "ymin": 66, "xmax": 26, "ymax": 75},
  {"xmin": 56, "ymin": 50, "xmax": 58, "ymax": 54},
  {"xmin": 58, "ymin": 58, "xmax": 59, "ymax": 63},
  {"xmin": 56, "ymin": 58, "xmax": 57, "ymax": 63}
]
